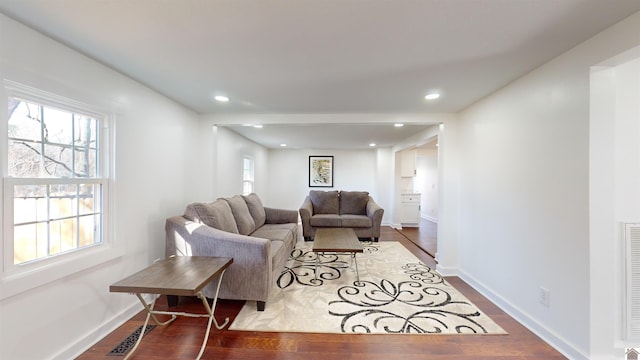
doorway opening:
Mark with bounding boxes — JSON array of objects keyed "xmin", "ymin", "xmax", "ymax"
[{"xmin": 396, "ymin": 135, "xmax": 439, "ymax": 260}]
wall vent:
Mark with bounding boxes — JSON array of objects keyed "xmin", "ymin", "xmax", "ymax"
[{"xmin": 624, "ymin": 223, "xmax": 640, "ymax": 341}]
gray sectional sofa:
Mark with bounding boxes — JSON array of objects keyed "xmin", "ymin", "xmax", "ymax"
[
  {"xmin": 299, "ymin": 190, "xmax": 384, "ymax": 242},
  {"xmin": 165, "ymin": 193, "xmax": 298, "ymax": 311}
]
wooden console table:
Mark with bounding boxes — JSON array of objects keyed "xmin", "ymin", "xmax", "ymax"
[{"xmin": 110, "ymin": 256, "xmax": 233, "ymax": 360}]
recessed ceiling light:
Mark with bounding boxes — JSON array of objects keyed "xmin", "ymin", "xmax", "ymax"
[
  {"xmin": 424, "ymin": 93, "xmax": 440, "ymax": 100},
  {"xmin": 394, "ymin": 123, "xmax": 404, "ymax": 127},
  {"xmin": 369, "ymin": 143, "xmax": 376, "ymax": 147},
  {"xmin": 253, "ymin": 124, "xmax": 263, "ymax": 128},
  {"xmin": 214, "ymin": 95, "xmax": 229, "ymax": 102},
  {"xmin": 280, "ymin": 143, "xmax": 287, "ymax": 147}
]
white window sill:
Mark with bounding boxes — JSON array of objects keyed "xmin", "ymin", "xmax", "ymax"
[{"xmin": 0, "ymin": 243, "xmax": 122, "ymax": 300}]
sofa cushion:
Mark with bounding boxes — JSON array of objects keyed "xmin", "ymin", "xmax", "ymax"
[
  {"xmin": 225, "ymin": 195, "xmax": 256, "ymax": 235},
  {"xmin": 309, "ymin": 214, "xmax": 342, "ymax": 227},
  {"xmin": 257, "ymin": 223, "xmax": 297, "ymax": 248},
  {"xmin": 243, "ymin": 193, "xmax": 266, "ymax": 228},
  {"xmin": 185, "ymin": 200, "xmax": 239, "ymax": 234},
  {"xmin": 339, "ymin": 191, "xmax": 369, "ymax": 215},
  {"xmin": 251, "ymin": 225, "xmax": 295, "ymax": 244},
  {"xmin": 341, "ymin": 214, "xmax": 372, "ymax": 228},
  {"xmin": 309, "ymin": 190, "xmax": 339, "ymax": 214}
]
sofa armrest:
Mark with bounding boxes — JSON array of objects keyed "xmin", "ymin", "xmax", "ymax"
[
  {"xmin": 366, "ymin": 197, "xmax": 385, "ymax": 236},
  {"xmin": 166, "ymin": 216, "xmax": 270, "ymax": 271},
  {"xmin": 299, "ymin": 196, "xmax": 313, "ymax": 220},
  {"xmin": 299, "ymin": 196, "xmax": 314, "ymax": 238},
  {"xmin": 165, "ymin": 215, "xmax": 273, "ymax": 300},
  {"xmin": 264, "ymin": 207, "xmax": 298, "ymax": 224}
]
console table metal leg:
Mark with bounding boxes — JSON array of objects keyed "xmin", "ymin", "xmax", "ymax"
[
  {"xmin": 314, "ymin": 252, "xmax": 323, "ymax": 282},
  {"xmin": 352, "ymin": 253, "xmax": 361, "ymax": 285},
  {"xmin": 195, "ymin": 268, "xmax": 229, "ymax": 360},
  {"xmin": 124, "ymin": 269, "xmax": 229, "ymax": 360},
  {"xmin": 124, "ymin": 295, "xmax": 171, "ymax": 360}
]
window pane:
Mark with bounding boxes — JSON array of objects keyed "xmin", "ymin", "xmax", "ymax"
[
  {"xmin": 8, "ymin": 100, "xmax": 42, "ymax": 177},
  {"xmin": 8, "ymin": 140, "xmax": 41, "ymax": 177},
  {"xmin": 79, "ymin": 214, "xmax": 98, "ymax": 247},
  {"xmin": 75, "ymin": 148, "xmax": 97, "ymax": 178},
  {"xmin": 49, "ymin": 217, "xmax": 77, "ymax": 255},
  {"xmin": 43, "ymin": 106, "xmax": 73, "ymax": 145},
  {"xmin": 13, "ymin": 222, "xmax": 48, "ymax": 264},
  {"xmin": 50, "ymin": 183, "xmax": 76, "ymax": 219},
  {"xmin": 79, "ymin": 183, "xmax": 97, "ymax": 215},
  {"xmin": 8, "ymin": 100, "xmax": 41, "ymax": 142},
  {"xmin": 14, "ymin": 223, "xmax": 37, "ymax": 264},
  {"xmin": 74, "ymin": 116, "xmax": 98, "ymax": 177},
  {"xmin": 44, "ymin": 143, "xmax": 73, "ymax": 177},
  {"xmin": 14, "ymin": 184, "xmax": 47, "ymax": 224}
]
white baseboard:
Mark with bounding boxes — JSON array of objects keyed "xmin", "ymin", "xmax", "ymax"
[
  {"xmin": 457, "ymin": 269, "xmax": 589, "ymax": 360},
  {"xmin": 435, "ymin": 264, "xmax": 458, "ymax": 276},
  {"xmin": 51, "ymin": 298, "xmax": 145, "ymax": 360},
  {"xmin": 421, "ymin": 214, "xmax": 438, "ymax": 223}
]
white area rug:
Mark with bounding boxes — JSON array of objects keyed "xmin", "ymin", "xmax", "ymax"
[{"xmin": 229, "ymin": 241, "xmax": 506, "ymax": 334}]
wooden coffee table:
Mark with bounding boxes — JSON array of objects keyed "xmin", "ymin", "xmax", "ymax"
[
  {"xmin": 110, "ymin": 256, "xmax": 232, "ymax": 360},
  {"xmin": 312, "ymin": 228, "xmax": 364, "ymax": 284}
]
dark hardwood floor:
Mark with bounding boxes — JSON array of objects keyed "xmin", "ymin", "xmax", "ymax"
[
  {"xmin": 77, "ymin": 227, "xmax": 566, "ymax": 359},
  {"xmin": 397, "ymin": 218, "xmax": 438, "ymax": 259}
]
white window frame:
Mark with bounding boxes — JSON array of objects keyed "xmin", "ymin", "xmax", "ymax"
[
  {"xmin": 242, "ymin": 155, "xmax": 254, "ymax": 195},
  {"xmin": 1, "ymin": 80, "xmax": 118, "ymax": 300}
]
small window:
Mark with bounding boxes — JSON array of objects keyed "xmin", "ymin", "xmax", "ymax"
[{"xmin": 242, "ymin": 156, "xmax": 254, "ymax": 195}]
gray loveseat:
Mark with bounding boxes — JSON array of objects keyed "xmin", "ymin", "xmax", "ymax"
[
  {"xmin": 299, "ymin": 190, "xmax": 384, "ymax": 242},
  {"xmin": 165, "ymin": 193, "xmax": 298, "ymax": 311}
]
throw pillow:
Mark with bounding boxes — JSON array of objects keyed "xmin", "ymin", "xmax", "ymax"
[
  {"xmin": 225, "ymin": 195, "xmax": 256, "ymax": 235},
  {"xmin": 187, "ymin": 200, "xmax": 239, "ymax": 234},
  {"xmin": 339, "ymin": 191, "xmax": 369, "ymax": 215},
  {"xmin": 243, "ymin": 193, "xmax": 266, "ymax": 228},
  {"xmin": 309, "ymin": 190, "xmax": 339, "ymax": 214}
]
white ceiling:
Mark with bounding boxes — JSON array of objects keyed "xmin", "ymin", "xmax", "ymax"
[
  {"xmin": 226, "ymin": 122, "xmax": 440, "ymax": 150},
  {"xmin": 1, "ymin": 0, "xmax": 640, "ymax": 149}
]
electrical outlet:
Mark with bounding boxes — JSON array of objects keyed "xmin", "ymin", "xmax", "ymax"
[{"xmin": 539, "ymin": 287, "xmax": 551, "ymax": 307}]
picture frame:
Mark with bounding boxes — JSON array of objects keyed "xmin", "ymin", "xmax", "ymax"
[{"xmin": 309, "ymin": 155, "xmax": 334, "ymax": 187}]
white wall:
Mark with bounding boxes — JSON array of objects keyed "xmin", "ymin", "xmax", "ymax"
[
  {"xmin": 590, "ymin": 53, "xmax": 640, "ymax": 358},
  {"xmin": 416, "ymin": 148, "xmax": 438, "ymax": 222},
  {"xmin": 266, "ymin": 148, "xmax": 392, "ymax": 224},
  {"xmin": 213, "ymin": 125, "xmax": 269, "ymax": 199},
  {"xmin": 449, "ymin": 11, "xmax": 640, "ymax": 360},
  {"xmin": 0, "ymin": 14, "xmax": 210, "ymax": 360}
]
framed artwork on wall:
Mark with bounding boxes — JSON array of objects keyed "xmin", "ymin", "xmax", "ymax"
[{"xmin": 309, "ymin": 155, "xmax": 334, "ymax": 187}]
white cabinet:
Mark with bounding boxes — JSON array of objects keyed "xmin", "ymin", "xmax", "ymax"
[
  {"xmin": 400, "ymin": 149, "xmax": 417, "ymax": 177},
  {"xmin": 400, "ymin": 194, "xmax": 420, "ymax": 227}
]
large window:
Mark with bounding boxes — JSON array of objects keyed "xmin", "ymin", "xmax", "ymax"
[
  {"xmin": 242, "ymin": 156, "xmax": 254, "ymax": 195},
  {"xmin": 4, "ymin": 87, "xmax": 108, "ymax": 270}
]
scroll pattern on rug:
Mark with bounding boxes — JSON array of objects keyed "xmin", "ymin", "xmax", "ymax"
[
  {"xmin": 229, "ymin": 242, "xmax": 506, "ymax": 335},
  {"xmin": 328, "ymin": 263, "xmax": 491, "ymax": 334},
  {"xmin": 277, "ymin": 242, "xmax": 378, "ymax": 288}
]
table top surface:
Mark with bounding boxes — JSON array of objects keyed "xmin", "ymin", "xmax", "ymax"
[
  {"xmin": 313, "ymin": 228, "xmax": 363, "ymax": 253},
  {"xmin": 110, "ymin": 256, "xmax": 233, "ymax": 296}
]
